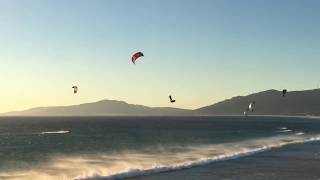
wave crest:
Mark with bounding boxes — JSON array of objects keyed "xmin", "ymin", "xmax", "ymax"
[
  {"xmin": 1, "ymin": 134, "xmax": 319, "ymax": 180},
  {"xmin": 40, "ymin": 130, "xmax": 70, "ymax": 135}
]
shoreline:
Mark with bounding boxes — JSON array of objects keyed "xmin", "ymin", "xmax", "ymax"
[
  {"xmin": 127, "ymin": 140, "xmax": 320, "ymax": 180},
  {"xmin": 90, "ymin": 134, "xmax": 320, "ymax": 180},
  {"xmin": 0, "ymin": 115, "xmax": 319, "ymax": 118}
]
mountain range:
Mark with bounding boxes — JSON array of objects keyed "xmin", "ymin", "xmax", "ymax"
[
  {"xmin": 196, "ymin": 89, "xmax": 320, "ymax": 116},
  {"xmin": 3, "ymin": 89, "xmax": 320, "ymax": 116}
]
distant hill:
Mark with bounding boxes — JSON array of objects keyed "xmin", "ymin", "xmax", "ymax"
[
  {"xmin": 3, "ymin": 89, "xmax": 320, "ymax": 116},
  {"xmin": 2, "ymin": 100, "xmax": 191, "ymax": 116},
  {"xmin": 196, "ymin": 89, "xmax": 320, "ymax": 116}
]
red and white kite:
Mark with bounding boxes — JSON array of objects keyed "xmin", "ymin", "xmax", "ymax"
[{"xmin": 131, "ymin": 52, "xmax": 144, "ymax": 64}]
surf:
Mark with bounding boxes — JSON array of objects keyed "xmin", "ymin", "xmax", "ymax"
[
  {"xmin": 40, "ymin": 130, "xmax": 71, "ymax": 135},
  {"xmin": 1, "ymin": 134, "xmax": 320, "ymax": 180},
  {"xmin": 277, "ymin": 129, "xmax": 293, "ymax": 133}
]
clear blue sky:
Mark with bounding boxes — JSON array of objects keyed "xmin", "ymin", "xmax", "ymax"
[{"xmin": 0, "ymin": 0, "xmax": 319, "ymax": 112}]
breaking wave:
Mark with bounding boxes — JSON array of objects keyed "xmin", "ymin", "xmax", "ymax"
[
  {"xmin": 277, "ymin": 129, "xmax": 293, "ymax": 133},
  {"xmin": 40, "ymin": 130, "xmax": 70, "ymax": 135},
  {"xmin": 1, "ymin": 134, "xmax": 319, "ymax": 180},
  {"xmin": 295, "ymin": 132, "xmax": 305, "ymax": 136}
]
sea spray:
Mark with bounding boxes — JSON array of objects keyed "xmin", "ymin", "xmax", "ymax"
[{"xmin": 1, "ymin": 134, "xmax": 320, "ymax": 180}]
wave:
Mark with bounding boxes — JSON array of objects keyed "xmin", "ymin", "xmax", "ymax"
[
  {"xmin": 295, "ymin": 132, "xmax": 305, "ymax": 136},
  {"xmin": 95, "ymin": 147, "xmax": 277, "ymax": 180},
  {"xmin": 277, "ymin": 129, "xmax": 293, "ymax": 133},
  {"xmin": 1, "ymin": 134, "xmax": 319, "ymax": 180},
  {"xmin": 91, "ymin": 135, "xmax": 320, "ymax": 180},
  {"xmin": 40, "ymin": 130, "xmax": 70, "ymax": 135}
]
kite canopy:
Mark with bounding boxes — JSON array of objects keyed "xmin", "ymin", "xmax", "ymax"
[
  {"xmin": 72, "ymin": 86, "xmax": 78, "ymax": 94},
  {"xmin": 169, "ymin": 95, "xmax": 176, "ymax": 103},
  {"xmin": 131, "ymin": 52, "xmax": 144, "ymax": 64},
  {"xmin": 282, "ymin": 89, "xmax": 287, "ymax": 97}
]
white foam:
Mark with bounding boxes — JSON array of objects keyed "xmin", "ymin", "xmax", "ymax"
[
  {"xmin": 279, "ymin": 127, "xmax": 288, "ymax": 130},
  {"xmin": 295, "ymin": 132, "xmax": 305, "ymax": 136},
  {"xmin": 94, "ymin": 135, "xmax": 320, "ymax": 180},
  {"xmin": 40, "ymin": 130, "xmax": 70, "ymax": 135},
  {"xmin": 1, "ymin": 134, "xmax": 319, "ymax": 180},
  {"xmin": 277, "ymin": 129, "xmax": 293, "ymax": 133}
]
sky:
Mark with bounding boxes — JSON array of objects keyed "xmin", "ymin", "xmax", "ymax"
[{"xmin": 0, "ymin": 0, "xmax": 319, "ymax": 112}]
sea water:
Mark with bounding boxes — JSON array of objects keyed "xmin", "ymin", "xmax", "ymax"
[{"xmin": 0, "ymin": 116, "xmax": 319, "ymax": 179}]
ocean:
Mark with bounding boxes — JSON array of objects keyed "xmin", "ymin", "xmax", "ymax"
[{"xmin": 0, "ymin": 116, "xmax": 320, "ymax": 180}]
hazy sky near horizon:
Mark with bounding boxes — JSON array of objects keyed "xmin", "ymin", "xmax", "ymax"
[{"xmin": 0, "ymin": 0, "xmax": 319, "ymax": 112}]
